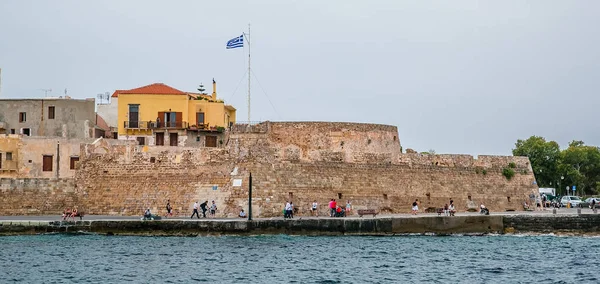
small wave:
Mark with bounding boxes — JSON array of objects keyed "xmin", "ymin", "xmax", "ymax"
[
  {"xmin": 480, "ymin": 267, "xmax": 505, "ymax": 274},
  {"xmin": 316, "ymin": 280, "xmax": 341, "ymax": 284}
]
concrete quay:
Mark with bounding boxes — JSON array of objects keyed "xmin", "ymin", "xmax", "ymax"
[{"xmin": 1, "ymin": 210, "xmax": 599, "ymax": 236}]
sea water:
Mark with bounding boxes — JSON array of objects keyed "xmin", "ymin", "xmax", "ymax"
[{"xmin": 0, "ymin": 234, "xmax": 598, "ymax": 283}]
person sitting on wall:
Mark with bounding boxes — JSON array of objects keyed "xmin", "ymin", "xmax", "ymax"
[
  {"xmin": 335, "ymin": 205, "xmax": 344, "ymax": 217},
  {"xmin": 63, "ymin": 208, "xmax": 72, "ymax": 221},
  {"xmin": 448, "ymin": 203, "xmax": 456, "ymax": 216},
  {"xmin": 70, "ymin": 208, "xmax": 78, "ymax": 221},
  {"xmin": 480, "ymin": 203, "xmax": 489, "ymax": 215},
  {"xmin": 143, "ymin": 208, "xmax": 152, "ymax": 220},
  {"xmin": 239, "ymin": 209, "xmax": 246, "ymax": 218}
]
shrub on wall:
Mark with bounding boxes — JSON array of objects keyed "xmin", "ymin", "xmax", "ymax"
[
  {"xmin": 503, "ymin": 168, "xmax": 515, "ymax": 180},
  {"xmin": 508, "ymin": 162, "xmax": 517, "ymax": 168},
  {"xmin": 482, "ymin": 169, "xmax": 487, "ymax": 175}
]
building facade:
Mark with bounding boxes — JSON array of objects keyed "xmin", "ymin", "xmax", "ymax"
[
  {"xmin": 0, "ymin": 98, "xmax": 96, "ymax": 139},
  {"xmin": 114, "ymin": 82, "xmax": 236, "ymax": 146}
]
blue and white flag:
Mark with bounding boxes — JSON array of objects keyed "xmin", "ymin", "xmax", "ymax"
[{"xmin": 226, "ymin": 34, "xmax": 244, "ymax": 49}]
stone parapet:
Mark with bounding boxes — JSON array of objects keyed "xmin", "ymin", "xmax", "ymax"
[{"xmin": 2, "ymin": 215, "xmax": 600, "ymax": 236}]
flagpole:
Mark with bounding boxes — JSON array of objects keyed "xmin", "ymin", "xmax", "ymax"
[{"xmin": 247, "ymin": 23, "xmax": 251, "ymax": 123}]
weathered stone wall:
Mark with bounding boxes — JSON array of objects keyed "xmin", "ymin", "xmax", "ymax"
[
  {"xmin": 0, "ymin": 98, "xmax": 96, "ymax": 138},
  {"xmin": 503, "ymin": 214, "xmax": 600, "ymax": 234},
  {"xmin": 0, "ymin": 136, "xmax": 98, "ymax": 178},
  {"xmin": 0, "ymin": 122, "xmax": 538, "ymax": 217},
  {"xmin": 0, "ymin": 178, "xmax": 78, "ymax": 215}
]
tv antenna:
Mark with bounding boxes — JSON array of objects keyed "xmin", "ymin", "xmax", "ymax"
[
  {"xmin": 96, "ymin": 92, "xmax": 110, "ymax": 104},
  {"xmin": 41, "ymin": 89, "xmax": 52, "ymax": 97}
]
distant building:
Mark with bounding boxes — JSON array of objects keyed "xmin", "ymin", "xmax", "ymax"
[
  {"xmin": 96, "ymin": 96, "xmax": 118, "ymax": 138},
  {"xmin": 0, "ymin": 97, "xmax": 96, "ymax": 139},
  {"xmin": 113, "ymin": 81, "xmax": 236, "ymax": 146}
]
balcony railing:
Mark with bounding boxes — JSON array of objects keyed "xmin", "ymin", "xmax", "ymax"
[
  {"xmin": 150, "ymin": 121, "xmax": 188, "ymax": 129},
  {"xmin": 124, "ymin": 121, "xmax": 149, "ymax": 129},
  {"xmin": 124, "ymin": 121, "xmax": 188, "ymax": 129}
]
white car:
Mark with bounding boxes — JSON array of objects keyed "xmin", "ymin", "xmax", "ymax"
[
  {"xmin": 584, "ymin": 197, "xmax": 600, "ymax": 207},
  {"xmin": 561, "ymin": 196, "xmax": 582, "ymax": 208}
]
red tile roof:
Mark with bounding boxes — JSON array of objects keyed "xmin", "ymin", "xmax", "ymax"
[
  {"xmin": 95, "ymin": 113, "xmax": 110, "ymax": 131},
  {"xmin": 111, "ymin": 83, "xmax": 186, "ymax": 98}
]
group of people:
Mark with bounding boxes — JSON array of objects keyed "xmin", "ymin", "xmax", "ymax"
[
  {"xmin": 61, "ymin": 208, "xmax": 79, "ymax": 221},
  {"xmin": 327, "ymin": 199, "xmax": 352, "ymax": 217},
  {"xmin": 443, "ymin": 199, "xmax": 457, "ymax": 216},
  {"xmin": 191, "ymin": 200, "xmax": 218, "ymax": 219},
  {"xmin": 284, "ymin": 201, "xmax": 295, "ymax": 219},
  {"xmin": 139, "ymin": 200, "xmax": 222, "ymax": 220},
  {"xmin": 411, "ymin": 198, "xmax": 482, "ymax": 216},
  {"xmin": 281, "ymin": 199, "xmax": 353, "ymax": 218}
]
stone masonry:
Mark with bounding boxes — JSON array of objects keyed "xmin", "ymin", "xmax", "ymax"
[{"xmin": 0, "ymin": 121, "xmax": 538, "ymax": 216}]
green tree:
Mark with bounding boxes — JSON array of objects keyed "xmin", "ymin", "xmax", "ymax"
[
  {"xmin": 559, "ymin": 141, "xmax": 600, "ymax": 195},
  {"xmin": 512, "ymin": 136, "xmax": 561, "ymax": 187}
]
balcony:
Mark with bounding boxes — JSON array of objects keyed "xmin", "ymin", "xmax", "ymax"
[
  {"xmin": 150, "ymin": 121, "xmax": 188, "ymax": 129},
  {"xmin": 125, "ymin": 121, "xmax": 188, "ymax": 130},
  {"xmin": 124, "ymin": 121, "xmax": 149, "ymax": 129}
]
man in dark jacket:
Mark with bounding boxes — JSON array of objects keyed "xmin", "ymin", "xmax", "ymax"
[{"xmin": 200, "ymin": 201, "xmax": 208, "ymax": 218}]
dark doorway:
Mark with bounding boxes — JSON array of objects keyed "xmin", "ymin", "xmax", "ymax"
[
  {"xmin": 155, "ymin": 132, "xmax": 164, "ymax": 146},
  {"xmin": 22, "ymin": 128, "xmax": 30, "ymax": 136},
  {"xmin": 43, "ymin": 155, "xmax": 53, "ymax": 172},
  {"xmin": 128, "ymin": 104, "xmax": 139, "ymax": 128},
  {"xmin": 197, "ymin": 112, "xmax": 205, "ymax": 127},
  {"xmin": 136, "ymin": 137, "xmax": 145, "ymax": 145},
  {"xmin": 169, "ymin": 133, "xmax": 178, "ymax": 146},
  {"xmin": 205, "ymin": 135, "xmax": 217, "ymax": 147}
]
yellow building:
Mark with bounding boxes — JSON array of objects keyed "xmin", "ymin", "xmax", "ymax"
[{"xmin": 114, "ymin": 81, "xmax": 236, "ymax": 146}]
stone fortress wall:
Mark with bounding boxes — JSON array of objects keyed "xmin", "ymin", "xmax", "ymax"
[{"xmin": 0, "ymin": 122, "xmax": 538, "ymax": 216}]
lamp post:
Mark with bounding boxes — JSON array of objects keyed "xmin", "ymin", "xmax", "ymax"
[
  {"xmin": 559, "ymin": 176, "xmax": 564, "ymax": 195},
  {"xmin": 248, "ymin": 172, "xmax": 252, "ymax": 221}
]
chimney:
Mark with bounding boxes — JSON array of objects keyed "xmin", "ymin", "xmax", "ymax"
[{"xmin": 212, "ymin": 78, "xmax": 217, "ymax": 100}]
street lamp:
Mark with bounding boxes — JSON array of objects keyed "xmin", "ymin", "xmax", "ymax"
[{"xmin": 560, "ymin": 176, "xmax": 564, "ymax": 195}]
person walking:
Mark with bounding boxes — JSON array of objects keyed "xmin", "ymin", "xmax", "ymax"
[
  {"xmin": 191, "ymin": 201, "xmax": 200, "ymax": 219},
  {"xmin": 210, "ymin": 200, "xmax": 217, "ymax": 218},
  {"xmin": 346, "ymin": 200, "xmax": 352, "ymax": 216},
  {"xmin": 200, "ymin": 201, "xmax": 208, "ymax": 218},
  {"xmin": 165, "ymin": 200, "xmax": 173, "ymax": 218},
  {"xmin": 285, "ymin": 201, "xmax": 292, "ymax": 219},
  {"xmin": 312, "ymin": 200, "xmax": 318, "ymax": 217},
  {"xmin": 331, "ymin": 199, "xmax": 337, "ymax": 217}
]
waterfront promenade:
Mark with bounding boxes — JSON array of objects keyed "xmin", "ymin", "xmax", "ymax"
[
  {"xmin": 0, "ymin": 207, "xmax": 591, "ymax": 222},
  {"xmin": 1, "ymin": 208, "xmax": 599, "ymax": 236}
]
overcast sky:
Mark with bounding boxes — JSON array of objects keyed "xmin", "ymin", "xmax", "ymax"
[{"xmin": 1, "ymin": 1, "xmax": 598, "ymax": 155}]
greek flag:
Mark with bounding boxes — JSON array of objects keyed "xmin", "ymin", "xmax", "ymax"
[{"xmin": 226, "ymin": 34, "xmax": 244, "ymax": 49}]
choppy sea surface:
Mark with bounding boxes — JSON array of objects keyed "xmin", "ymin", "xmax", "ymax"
[{"xmin": 0, "ymin": 234, "xmax": 598, "ymax": 283}]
